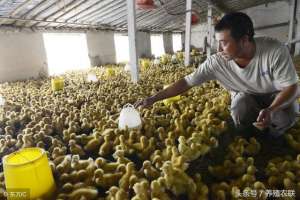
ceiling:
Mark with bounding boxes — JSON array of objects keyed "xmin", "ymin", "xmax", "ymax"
[{"xmin": 0, "ymin": 0, "xmax": 282, "ymax": 32}]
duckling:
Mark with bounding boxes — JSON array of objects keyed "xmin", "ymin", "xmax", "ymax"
[
  {"xmin": 15, "ymin": 134, "xmax": 23, "ymax": 149},
  {"xmin": 140, "ymin": 137, "xmax": 156, "ymax": 159},
  {"xmin": 140, "ymin": 160, "xmax": 160, "ymax": 180},
  {"xmin": 22, "ymin": 134, "xmax": 34, "ymax": 148},
  {"xmin": 286, "ymin": 134, "xmax": 300, "ymax": 151},
  {"xmin": 4, "ymin": 135, "xmax": 16, "ymax": 148},
  {"xmin": 99, "ymin": 135, "xmax": 113, "ymax": 157},
  {"xmin": 151, "ymin": 154, "xmax": 163, "ymax": 169},
  {"xmin": 36, "ymin": 141, "xmax": 45, "ymax": 148},
  {"xmin": 94, "ymin": 168, "xmax": 124, "ymax": 189},
  {"xmin": 69, "ymin": 139, "xmax": 85, "ymax": 157},
  {"xmin": 115, "ymin": 187, "xmax": 129, "ymax": 200},
  {"xmin": 132, "ymin": 180, "xmax": 150, "ymax": 200},
  {"xmin": 56, "ymin": 155, "xmax": 72, "ymax": 175},
  {"xmin": 4, "ymin": 126, "xmax": 14, "ymax": 136},
  {"xmin": 59, "ymin": 172, "xmax": 72, "ymax": 184},
  {"xmin": 71, "ymin": 155, "xmax": 93, "ymax": 171},
  {"xmin": 0, "ymin": 139, "xmax": 9, "ymax": 156},
  {"xmin": 119, "ymin": 162, "xmax": 136, "ymax": 190},
  {"xmin": 43, "ymin": 124, "xmax": 54, "ymax": 135},
  {"xmin": 131, "ymin": 136, "xmax": 148, "ymax": 152},
  {"xmin": 61, "ymin": 182, "xmax": 73, "ymax": 193},
  {"xmin": 68, "ymin": 187, "xmax": 98, "ymax": 200},
  {"xmin": 208, "ymin": 159, "xmax": 232, "ymax": 179},
  {"xmin": 112, "ymin": 150, "xmax": 131, "ymax": 164},
  {"xmin": 95, "ymin": 157, "xmax": 120, "ymax": 172},
  {"xmin": 52, "ymin": 146, "xmax": 67, "ymax": 160},
  {"xmin": 171, "ymin": 146, "xmax": 189, "ymax": 170},
  {"xmin": 245, "ymin": 137, "xmax": 261, "ymax": 155},
  {"xmin": 84, "ymin": 137, "xmax": 101, "ymax": 152},
  {"xmin": 106, "ymin": 186, "xmax": 119, "ymax": 200},
  {"xmin": 161, "ymin": 161, "xmax": 197, "ymax": 196},
  {"xmin": 48, "ymin": 137, "xmax": 64, "ymax": 153},
  {"xmin": 267, "ymin": 175, "xmax": 282, "ymax": 187},
  {"xmin": 193, "ymin": 174, "xmax": 209, "ymax": 200},
  {"xmin": 151, "ymin": 180, "xmax": 171, "ymax": 200},
  {"xmin": 232, "ymin": 157, "xmax": 248, "ymax": 177}
]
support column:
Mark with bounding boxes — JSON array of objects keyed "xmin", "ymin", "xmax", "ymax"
[
  {"xmin": 163, "ymin": 32, "xmax": 173, "ymax": 54},
  {"xmin": 184, "ymin": 0, "xmax": 192, "ymax": 66},
  {"xmin": 288, "ymin": 0, "xmax": 297, "ymax": 55},
  {"xmin": 127, "ymin": 0, "xmax": 139, "ymax": 83},
  {"xmin": 207, "ymin": 3, "xmax": 213, "ymax": 56}
]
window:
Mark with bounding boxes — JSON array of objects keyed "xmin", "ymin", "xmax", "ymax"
[
  {"xmin": 172, "ymin": 33, "xmax": 182, "ymax": 52},
  {"xmin": 150, "ymin": 34, "xmax": 165, "ymax": 58},
  {"xmin": 114, "ymin": 33, "xmax": 130, "ymax": 63},
  {"xmin": 43, "ymin": 33, "xmax": 90, "ymax": 76}
]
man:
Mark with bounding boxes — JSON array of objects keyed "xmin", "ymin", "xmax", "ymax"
[{"xmin": 135, "ymin": 12, "xmax": 300, "ymax": 137}]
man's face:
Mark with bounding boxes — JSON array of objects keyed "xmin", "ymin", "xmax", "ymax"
[{"xmin": 215, "ymin": 30, "xmax": 242, "ymax": 60}]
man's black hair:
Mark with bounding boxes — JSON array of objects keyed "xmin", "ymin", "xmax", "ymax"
[{"xmin": 215, "ymin": 12, "xmax": 255, "ymax": 42}]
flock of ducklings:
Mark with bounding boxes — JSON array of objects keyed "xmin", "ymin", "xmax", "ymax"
[{"xmin": 0, "ymin": 52, "xmax": 299, "ymax": 200}]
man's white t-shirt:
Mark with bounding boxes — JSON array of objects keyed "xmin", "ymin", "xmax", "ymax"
[{"xmin": 184, "ymin": 37, "xmax": 299, "ymax": 94}]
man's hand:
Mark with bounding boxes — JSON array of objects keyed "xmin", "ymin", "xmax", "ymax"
[
  {"xmin": 134, "ymin": 97, "xmax": 155, "ymax": 109},
  {"xmin": 255, "ymin": 108, "xmax": 272, "ymax": 129},
  {"xmin": 134, "ymin": 79, "xmax": 191, "ymax": 109}
]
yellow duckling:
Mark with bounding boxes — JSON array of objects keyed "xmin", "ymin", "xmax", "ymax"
[{"xmin": 69, "ymin": 139, "xmax": 85, "ymax": 157}]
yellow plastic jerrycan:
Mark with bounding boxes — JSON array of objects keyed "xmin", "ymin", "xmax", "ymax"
[
  {"xmin": 3, "ymin": 148, "xmax": 56, "ymax": 200},
  {"xmin": 51, "ymin": 77, "xmax": 64, "ymax": 91},
  {"xmin": 163, "ymin": 85, "xmax": 181, "ymax": 106},
  {"xmin": 140, "ymin": 59, "xmax": 151, "ymax": 71},
  {"xmin": 106, "ymin": 67, "xmax": 116, "ymax": 77}
]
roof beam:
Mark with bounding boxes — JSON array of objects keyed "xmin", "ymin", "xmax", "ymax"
[
  {"xmin": 203, "ymin": 0, "xmax": 231, "ymax": 13},
  {"xmin": 60, "ymin": 0, "xmax": 105, "ymax": 23},
  {"xmin": 82, "ymin": 1, "xmax": 126, "ymax": 24},
  {"xmin": 0, "ymin": 16, "xmax": 100, "ymax": 28},
  {"xmin": 0, "ymin": 0, "xmax": 8, "ymax": 7},
  {"xmin": 71, "ymin": 0, "xmax": 124, "ymax": 23},
  {"xmin": 31, "ymin": 0, "xmax": 84, "ymax": 27},
  {"xmin": 146, "ymin": 14, "xmax": 184, "ymax": 30},
  {"xmin": 0, "ymin": 0, "xmax": 35, "ymax": 25},
  {"xmin": 93, "ymin": 7, "xmax": 128, "ymax": 25},
  {"xmin": 42, "ymin": 0, "xmax": 91, "ymax": 27},
  {"xmin": 53, "ymin": 0, "xmax": 124, "ymax": 29},
  {"xmin": 107, "ymin": 13, "xmax": 128, "ymax": 26},
  {"xmin": 22, "ymin": 1, "xmax": 58, "ymax": 27},
  {"xmin": 113, "ymin": 9, "xmax": 153, "ymax": 27},
  {"xmin": 136, "ymin": 1, "xmax": 186, "ymax": 28}
]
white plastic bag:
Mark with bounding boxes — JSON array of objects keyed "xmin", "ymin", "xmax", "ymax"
[
  {"xmin": 118, "ymin": 104, "xmax": 142, "ymax": 129},
  {"xmin": 171, "ymin": 54, "xmax": 177, "ymax": 63},
  {"xmin": 87, "ymin": 73, "xmax": 98, "ymax": 82},
  {"xmin": 0, "ymin": 95, "xmax": 5, "ymax": 106},
  {"xmin": 154, "ymin": 58, "xmax": 160, "ymax": 65},
  {"xmin": 124, "ymin": 64, "xmax": 131, "ymax": 72}
]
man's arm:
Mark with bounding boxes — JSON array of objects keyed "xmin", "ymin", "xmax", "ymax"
[
  {"xmin": 134, "ymin": 78, "xmax": 192, "ymax": 108},
  {"xmin": 257, "ymin": 83, "xmax": 299, "ymax": 126},
  {"xmin": 268, "ymin": 83, "xmax": 299, "ymax": 112}
]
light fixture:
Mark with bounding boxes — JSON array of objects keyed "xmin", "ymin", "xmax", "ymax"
[
  {"xmin": 136, "ymin": 0, "xmax": 157, "ymax": 10},
  {"xmin": 191, "ymin": 13, "xmax": 199, "ymax": 25}
]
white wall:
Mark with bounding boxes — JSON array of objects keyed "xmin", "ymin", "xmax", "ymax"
[
  {"xmin": 0, "ymin": 31, "xmax": 47, "ymax": 82},
  {"xmin": 294, "ymin": 0, "xmax": 300, "ymax": 55},
  {"xmin": 137, "ymin": 32, "xmax": 151, "ymax": 58},
  {"xmin": 243, "ymin": 1, "xmax": 290, "ymax": 42},
  {"xmin": 86, "ymin": 31, "xmax": 116, "ymax": 65},
  {"xmin": 163, "ymin": 32, "xmax": 173, "ymax": 54},
  {"xmin": 191, "ymin": 23, "xmax": 208, "ymax": 50},
  {"xmin": 190, "ymin": 1, "xmax": 290, "ymax": 50}
]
